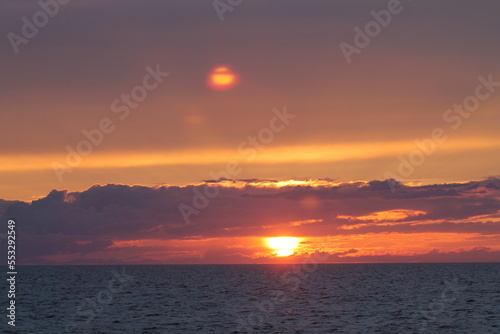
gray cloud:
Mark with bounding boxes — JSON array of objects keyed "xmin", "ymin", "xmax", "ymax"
[{"xmin": 2, "ymin": 177, "xmax": 499, "ymax": 263}]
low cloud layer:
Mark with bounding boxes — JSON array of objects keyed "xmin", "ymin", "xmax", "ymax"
[{"xmin": 3, "ymin": 178, "xmax": 500, "ymax": 264}]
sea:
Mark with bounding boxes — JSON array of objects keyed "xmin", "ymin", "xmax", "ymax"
[{"xmin": 1, "ymin": 263, "xmax": 499, "ymax": 333}]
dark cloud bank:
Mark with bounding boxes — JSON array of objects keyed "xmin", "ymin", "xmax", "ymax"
[{"xmin": 2, "ymin": 178, "xmax": 499, "ymax": 264}]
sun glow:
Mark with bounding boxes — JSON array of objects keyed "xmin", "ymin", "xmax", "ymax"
[{"xmin": 267, "ymin": 237, "xmax": 299, "ymax": 257}]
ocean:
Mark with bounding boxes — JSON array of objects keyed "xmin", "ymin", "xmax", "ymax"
[{"xmin": 2, "ymin": 263, "xmax": 499, "ymax": 333}]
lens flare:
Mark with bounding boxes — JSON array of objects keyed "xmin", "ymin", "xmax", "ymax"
[{"xmin": 207, "ymin": 65, "xmax": 239, "ymax": 90}]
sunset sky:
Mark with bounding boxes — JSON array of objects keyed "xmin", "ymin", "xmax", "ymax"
[{"xmin": 1, "ymin": 0, "xmax": 499, "ymax": 264}]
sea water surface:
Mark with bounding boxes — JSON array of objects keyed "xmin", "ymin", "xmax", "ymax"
[{"xmin": 2, "ymin": 263, "xmax": 499, "ymax": 333}]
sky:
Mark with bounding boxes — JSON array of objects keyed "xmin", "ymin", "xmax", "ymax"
[{"xmin": 0, "ymin": 0, "xmax": 499, "ymax": 264}]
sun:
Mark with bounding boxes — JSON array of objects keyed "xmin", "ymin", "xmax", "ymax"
[{"xmin": 267, "ymin": 237, "xmax": 299, "ymax": 257}]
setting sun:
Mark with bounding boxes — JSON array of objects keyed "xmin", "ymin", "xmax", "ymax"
[{"xmin": 267, "ymin": 237, "xmax": 299, "ymax": 257}]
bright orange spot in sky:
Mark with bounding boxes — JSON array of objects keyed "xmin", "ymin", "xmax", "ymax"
[
  {"xmin": 267, "ymin": 237, "xmax": 299, "ymax": 257},
  {"xmin": 207, "ymin": 65, "xmax": 239, "ymax": 90}
]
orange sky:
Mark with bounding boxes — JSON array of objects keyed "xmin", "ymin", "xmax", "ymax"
[
  {"xmin": 8, "ymin": 179, "xmax": 500, "ymax": 264},
  {"xmin": 0, "ymin": 1, "xmax": 499, "ymax": 264}
]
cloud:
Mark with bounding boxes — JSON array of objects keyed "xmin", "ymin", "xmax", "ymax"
[
  {"xmin": 327, "ymin": 247, "xmax": 500, "ymax": 264},
  {"xmin": 2, "ymin": 177, "xmax": 499, "ymax": 264},
  {"xmin": 1, "ymin": 0, "xmax": 500, "ymax": 205}
]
